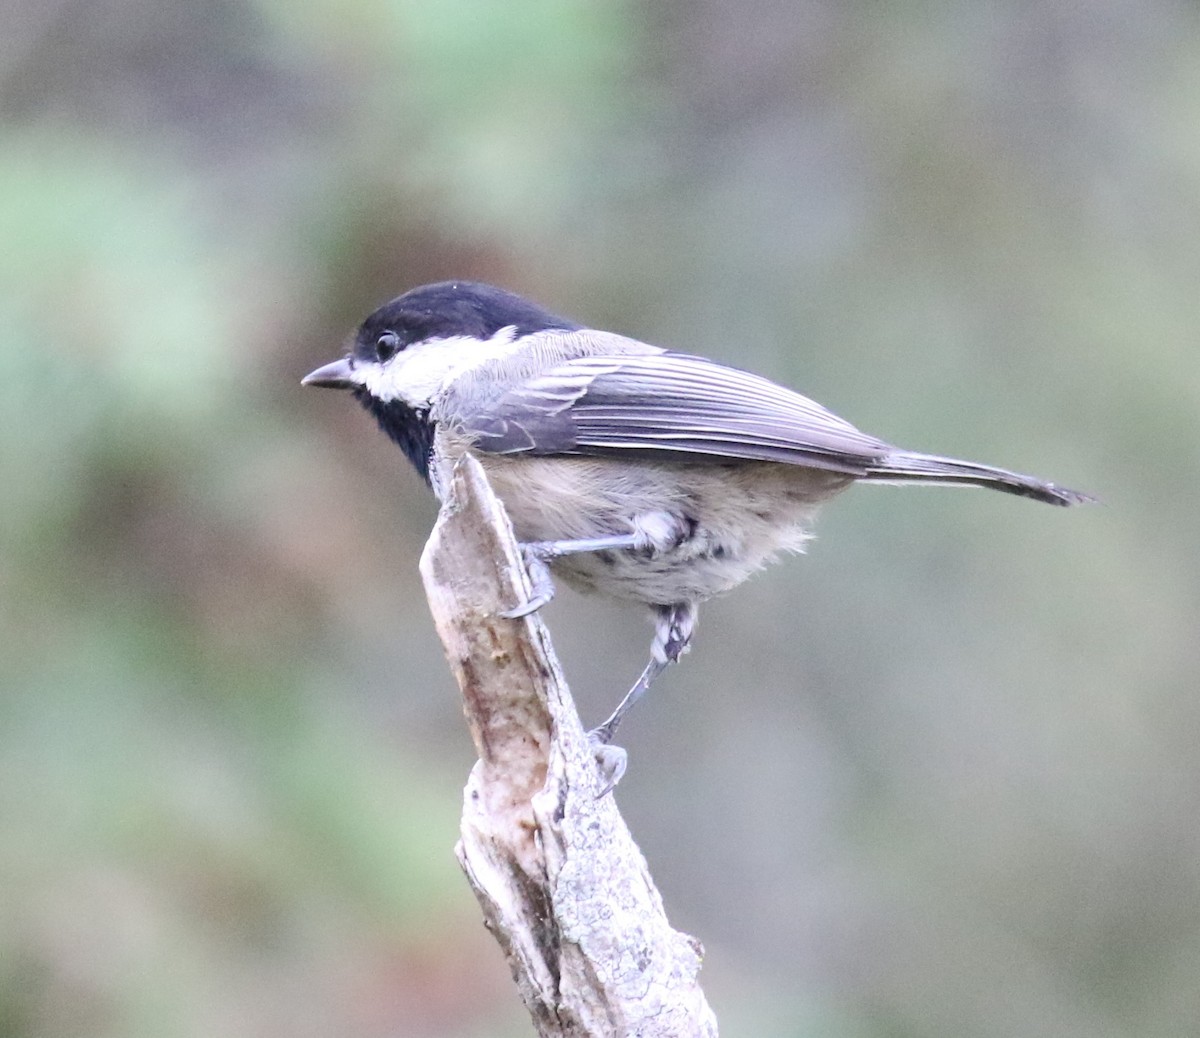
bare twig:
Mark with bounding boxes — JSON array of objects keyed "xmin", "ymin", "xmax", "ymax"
[{"xmin": 418, "ymin": 455, "xmax": 718, "ymax": 1038}]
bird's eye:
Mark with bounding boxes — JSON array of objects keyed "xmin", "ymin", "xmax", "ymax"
[{"xmin": 375, "ymin": 332, "xmax": 401, "ymax": 363}]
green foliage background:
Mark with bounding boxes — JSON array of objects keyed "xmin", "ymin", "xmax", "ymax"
[{"xmin": 2, "ymin": 2, "xmax": 1197, "ymax": 1035}]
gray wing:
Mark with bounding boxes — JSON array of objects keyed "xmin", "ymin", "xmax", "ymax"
[{"xmin": 457, "ymin": 347, "xmax": 890, "ymax": 475}]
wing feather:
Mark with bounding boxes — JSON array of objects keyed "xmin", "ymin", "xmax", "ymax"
[{"xmin": 457, "ymin": 348, "xmax": 889, "ymax": 474}]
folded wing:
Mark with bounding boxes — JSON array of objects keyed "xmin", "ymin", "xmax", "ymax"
[{"xmin": 458, "ymin": 348, "xmax": 890, "ymax": 476}]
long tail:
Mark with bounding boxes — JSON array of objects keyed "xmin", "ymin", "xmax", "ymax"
[{"xmin": 862, "ymin": 450, "xmax": 1094, "ymax": 507}]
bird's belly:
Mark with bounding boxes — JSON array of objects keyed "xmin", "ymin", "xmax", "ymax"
[
  {"xmin": 548, "ymin": 548, "xmax": 761, "ymax": 606},
  {"xmin": 478, "ymin": 453, "xmax": 854, "ymax": 606}
]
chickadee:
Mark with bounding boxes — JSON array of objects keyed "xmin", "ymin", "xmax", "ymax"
[{"xmin": 304, "ymin": 280, "xmax": 1090, "ymax": 787}]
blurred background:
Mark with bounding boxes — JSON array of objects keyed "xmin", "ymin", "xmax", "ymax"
[{"xmin": 2, "ymin": 0, "xmax": 1197, "ymax": 1035}]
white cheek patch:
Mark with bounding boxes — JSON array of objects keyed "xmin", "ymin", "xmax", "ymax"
[{"xmin": 361, "ymin": 327, "xmax": 521, "ymax": 407}]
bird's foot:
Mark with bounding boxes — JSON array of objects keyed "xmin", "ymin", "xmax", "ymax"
[
  {"xmin": 498, "ymin": 545, "xmax": 557, "ymax": 618},
  {"xmin": 588, "ymin": 726, "xmax": 628, "ymax": 799}
]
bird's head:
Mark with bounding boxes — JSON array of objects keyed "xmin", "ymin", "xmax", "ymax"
[{"xmin": 302, "ymin": 280, "xmax": 577, "ymax": 479}]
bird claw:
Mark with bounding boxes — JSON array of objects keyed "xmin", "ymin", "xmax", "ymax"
[
  {"xmin": 498, "ymin": 546, "xmax": 557, "ymax": 619},
  {"xmin": 589, "ymin": 728, "xmax": 628, "ymax": 798}
]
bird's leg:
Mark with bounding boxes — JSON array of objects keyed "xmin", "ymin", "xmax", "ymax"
[
  {"xmin": 591, "ymin": 601, "xmax": 697, "ymax": 744},
  {"xmin": 590, "ymin": 601, "xmax": 698, "ymax": 797},
  {"xmin": 502, "ymin": 512, "xmax": 693, "ymax": 618},
  {"xmin": 501, "ymin": 511, "xmax": 695, "ymax": 618},
  {"xmin": 498, "ymin": 530, "xmax": 656, "ymax": 618}
]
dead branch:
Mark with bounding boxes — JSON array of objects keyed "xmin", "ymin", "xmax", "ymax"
[{"xmin": 418, "ymin": 455, "xmax": 718, "ymax": 1038}]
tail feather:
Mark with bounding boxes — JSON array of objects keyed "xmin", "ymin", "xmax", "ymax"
[{"xmin": 863, "ymin": 451, "xmax": 1094, "ymax": 507}]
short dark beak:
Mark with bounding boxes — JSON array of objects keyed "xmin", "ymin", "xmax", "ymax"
[{"xmin": 301, "ymin": 357, "xmax": 358, "ymax": 389}]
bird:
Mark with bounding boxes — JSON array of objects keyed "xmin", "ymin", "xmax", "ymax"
[{"xmin": 303, "ymin": 279, "xmax": 1091, "ymax": 790}]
